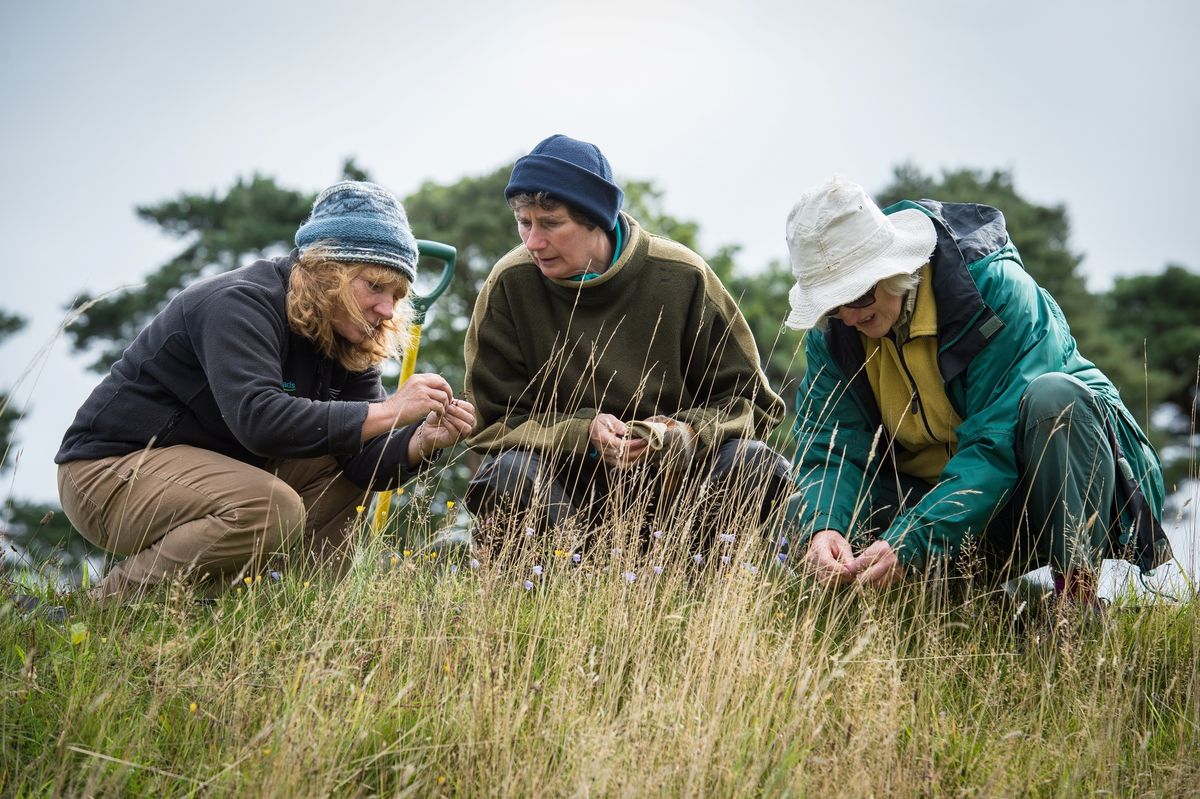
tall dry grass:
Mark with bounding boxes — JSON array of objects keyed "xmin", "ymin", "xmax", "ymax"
[
  {"xmin": 5, "ymin": 303, "xmax": 1198, "ymax": 797},
  {"xmin": 4, "ymin": 490, "xmax": 1198, "ymax": 797}
]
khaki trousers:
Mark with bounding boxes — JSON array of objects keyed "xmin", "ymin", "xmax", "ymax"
[{"xmin": 57, "ymin": 445, "xmax": 370, "ymax": 599}]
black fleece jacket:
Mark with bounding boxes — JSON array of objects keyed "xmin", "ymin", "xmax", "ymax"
[{"xmin": 56, "ymin": 254, "xmax": 422, "ymax": 491}]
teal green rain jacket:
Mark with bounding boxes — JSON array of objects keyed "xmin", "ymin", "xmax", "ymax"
[{"xmin": 790, "ymin": 200, "xmax": 1167, "ymax": 571}]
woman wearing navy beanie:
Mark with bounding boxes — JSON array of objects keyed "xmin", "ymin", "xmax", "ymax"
[
  {"xmin": 464, "ymin": 134, "xmax": 790, "ymax": 552},
  {"xmin": 55, "ymin": 181, "xmax": 475, "ymax": 601}
]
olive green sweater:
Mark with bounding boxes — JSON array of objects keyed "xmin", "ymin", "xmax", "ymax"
[{"xmin": 464, "ymin": 214, "xmax": 785, "ymax": 458}]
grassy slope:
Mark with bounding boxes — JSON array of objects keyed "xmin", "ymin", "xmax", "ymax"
[{"xmin": 2, "ymin": 519, "xmax": 1198, "ymax": 799}]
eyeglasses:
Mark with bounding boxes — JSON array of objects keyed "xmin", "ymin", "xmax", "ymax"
[{"xmin": 835, "ymin": 284, "xmax": 878, "ymax": 312}]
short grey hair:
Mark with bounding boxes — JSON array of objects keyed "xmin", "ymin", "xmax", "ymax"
[
  {"xmin": 877, "ymin": 268, "xmax": 922, "ymax": 298},
  {"xmin": 507, "ymin": 191, "xmax": 598, "ymax": 230},
  {"xmin": 812, "ymin": 266, "xmax": 924, "ymax": 332}
]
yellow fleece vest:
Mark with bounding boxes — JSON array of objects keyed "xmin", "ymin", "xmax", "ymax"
[{"xmin": 862, "ymin": 268, "xmax": 963, "ymax": 483}]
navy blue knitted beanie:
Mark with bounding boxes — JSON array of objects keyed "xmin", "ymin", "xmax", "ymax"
[
  {"xmin": 504, "ymin": 134, "xmax": 624, "ymax": 231},
  {"xmin": 294, "ymin": 181, "xmax": 418, "ymax": 281}
]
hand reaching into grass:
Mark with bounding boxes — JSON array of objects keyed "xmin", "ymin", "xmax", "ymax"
[
  {"xmin": 804, "ymin": 530, "xmax": 856, "ymax": 585},
  {"xmin": 847, "ymin": 540, "xmax": 906, "ymax": 588}
]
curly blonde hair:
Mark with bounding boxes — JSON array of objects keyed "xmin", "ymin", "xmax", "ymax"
[{"xmin": 286, "ymin": 247, "xmax": 413, "ymax": 372}]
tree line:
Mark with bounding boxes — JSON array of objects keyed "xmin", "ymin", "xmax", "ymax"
[{"xmin": 3, "ymin": 160, "xmax": 1197, "ymax": 576}]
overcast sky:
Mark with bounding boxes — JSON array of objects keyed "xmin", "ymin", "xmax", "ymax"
[{"xmin": 2, "ymin": 0, "xmax": 1198, "ymax": 505}]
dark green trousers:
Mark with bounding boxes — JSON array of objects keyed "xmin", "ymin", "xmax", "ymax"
[{"xmin": 870, "ymin": 373, "xmax": 1119, "ymax": 579}]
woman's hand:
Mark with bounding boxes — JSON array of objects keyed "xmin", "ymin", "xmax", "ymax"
[
  {"xmin": 803, "ymin": 529, "xmax": 856, "ymax": 586},
  {"xmin": 408, "ymin": 398, "xmax": 476, "ymax": 464},
  {"xmin": 362, "ymin": 373, "xmax": 454, "ymax": 441},
  {"xmin": 588, "ymin": 413, "xmax": 649, "ymax": 469},
  {"xmin": 848, "ymin": 540, "xmax": 906, "ymax": 588}
]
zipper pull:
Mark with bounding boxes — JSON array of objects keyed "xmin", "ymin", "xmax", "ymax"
[{"xmin": 910, "ymin": 393, "xmax": 919, "ymax": 415}]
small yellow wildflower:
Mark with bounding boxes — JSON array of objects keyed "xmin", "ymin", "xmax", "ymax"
[
  {"xmin": 355, "ymin": 505, "xmax": 366, "ymax": 514},
  {"xmin": 303, "ymin": 581, "xmax": 311, "ymax": 589},
  {"xmin": 554, "ymin": 549, "xmax": 567, "ymax": 558},
  {"xmin": 255, "ymin": 574, "xmax": 262, "ymax": 583},
  {"xmin": 397, "ymin": 487, "xmax": 405, "ymax": 495},
  {"xmin": 243, "ymin": 576, "xmax": 253, "ymax": 586},
  {"xmin": 446, "ymin": 500, "xmax": 455, "ymax": 509},
  {"xmin": 262, "ymin": 747, "xmax": 272, "ymax": 756},
  {"xmin": 437, "ymin": 775, "xmax": 446, "ymax": 786},
  {"xmin": 390, "ymin": 555, "xmax": 400, "ymax": 568},
  {"xmin": 403, "ymin": 548, "xmax": 413, "ymax": 558},
  {"xmin": 189, "ymin": 702, "xmax": 198, "ymax": 713},
  {"xmin": 427, "ymin": 551, "xmax": 438, "ymax": 559}
]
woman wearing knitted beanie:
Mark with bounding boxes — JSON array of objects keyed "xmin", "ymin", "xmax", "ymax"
[
  {"xmin": 463, "ymin": 134, "xmax": 790, "ymax": 553},
  {"xmin": 55, "ymin": 181, "xmax": 474, "ymax": 601}
]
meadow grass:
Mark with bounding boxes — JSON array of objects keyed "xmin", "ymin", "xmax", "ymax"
[{"xmin": 3, "ymin": 504, "xmax": 1198, "ymax": 798}]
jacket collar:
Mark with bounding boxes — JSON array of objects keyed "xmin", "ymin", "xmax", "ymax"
[{"xmin": 825, "ymin": 201, "xmax": 1008, "ymax": 418}]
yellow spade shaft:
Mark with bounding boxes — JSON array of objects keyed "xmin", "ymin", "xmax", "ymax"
[{"xmin": 371, "ymin": 322, "xmax": 422, "ymax": 533}]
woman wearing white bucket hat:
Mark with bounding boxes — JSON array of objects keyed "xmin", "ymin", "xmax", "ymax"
[{"xmin": 783, "ymin": 177, "xmax": 1171, "ymax": 603}]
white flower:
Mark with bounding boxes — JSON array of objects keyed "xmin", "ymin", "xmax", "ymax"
[
  {"xmin": 743, "ymin": 562, "xmax": 758, "ymax": 575},
  {"xmin": 652, "ymin": 529, "xmax": 664, "ymax": 539},
  {"xmin": 469, "ymin": 558, "xmax": 481, "ymax": 570},
  {"xmin": 571, "ymin": 553, "xmax": 582, "ymax": 564},
  {"xmin": 653, "ymin": 565, "xmax": 664, "ymax": 575},
  {"xmin": 525, "ymin": 526, "xmax": 535, "ymax": 537},
  {"xmin": 692, "ymin": 553, "xmax": 703, "ymax": 564},
  {"xmin": 720, "ymin": 555, "xmax": 731, "ymax": 565},
  {"xmin": 718, "ymin": 533, "xmax": 736, "ymax": 544},
  {"xmin": 523, "ymin": 580, "xmax": 534, "ymax": 591},
  {"xmin": 532, "ymin": 564, "xmax": 543, "ymax": 576},
  {"xmin": 623, "ymin": 571, "xmax": 637, "ymax": 583}
]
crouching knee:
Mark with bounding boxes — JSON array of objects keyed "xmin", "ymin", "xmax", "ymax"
[
  {"xmin": 707, "ymin": 439, "xmax": 792, "ymax": 521},
  {"xmin": 1019, "ymin": 373, "xmax": 1100, "ymax": 427},
  {"xmin": 256, "ymin": 485, "xmax": 307, "ymax": 555},
  {"xmin": 465, "ymin": 449, "xmax": 543, "ymax": 515}
]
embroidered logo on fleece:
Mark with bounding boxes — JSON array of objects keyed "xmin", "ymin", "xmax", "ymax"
[{"xmin": 282, "ymin": 381, "xmax": 297, "ymax": 393}]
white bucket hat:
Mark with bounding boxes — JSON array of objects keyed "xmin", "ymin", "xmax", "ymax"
[{"xmin": 784, "ymin": 177, "xmax": 936, "ymax": 330}]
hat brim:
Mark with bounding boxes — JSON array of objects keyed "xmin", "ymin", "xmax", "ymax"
[{"xmin": 784, "ymin": 208, "xmax": 936, "ymax": 330}]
